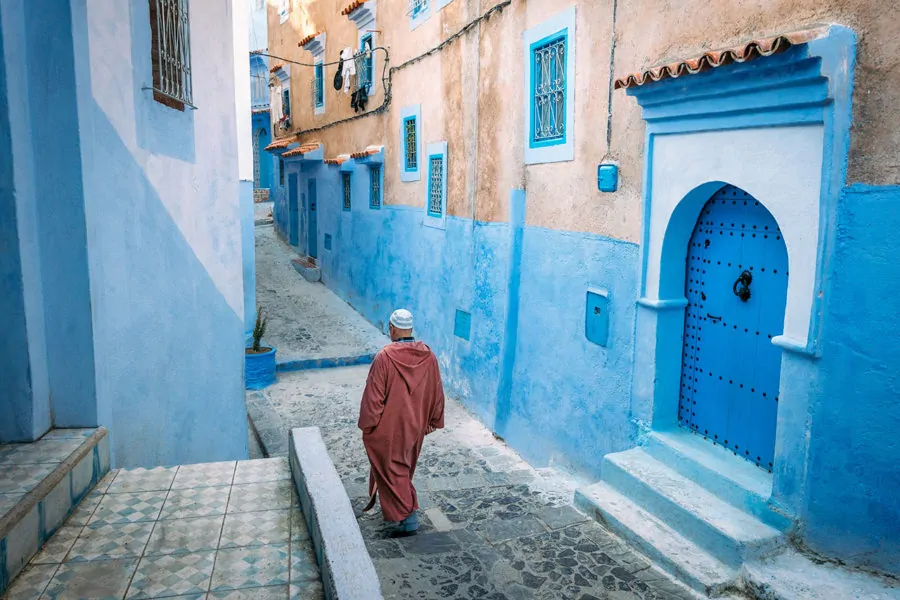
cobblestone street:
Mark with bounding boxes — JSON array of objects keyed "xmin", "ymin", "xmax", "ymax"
[
  {"xmin": 252, "ymin": 368, "xmax": 699, "ymax": 600},
  {"xmin": 249, "ymin": 227, "xmax": 700, "ymax": 600}
]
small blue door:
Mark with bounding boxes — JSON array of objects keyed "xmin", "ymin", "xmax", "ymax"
[
  {"xmin": 307, "ymin": 179, "xmax": 318, "ymax": 259},
  {"xmin": 288, "ymin": 173, "xmax": 299, "ymax": 247},
  {"xmin": 679, "ymin": 185, "xmax": 788, "ymax": 472}
]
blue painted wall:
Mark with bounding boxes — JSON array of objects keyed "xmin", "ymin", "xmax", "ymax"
[
  {"xmin": 0, "ymin": 3, "xmax": 45, "ymax": 442},
  {"xmin": 283, "ymin": 163, "xmax": 639, "ymax": 477},
  {"xmin": 798, "ymin": 183, "xmax": 900, "ymax": 575},
  {"xmin": 503, "ymin": 227, "xmax": 639, "ymax": 473},
  {"xmin": 59, "ymin": 0, "xmax": 248, "ymax": 468},
  {"xmin": 25, "ymin": 0, "xmax": 97, "ymax": 429}
]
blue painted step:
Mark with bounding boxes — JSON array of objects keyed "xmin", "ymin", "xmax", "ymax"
[
  {"xmin": 644, "ymin": 429, "xmax": 793, "ymax": 531},
  {"xmin": 575, "ymin": 482, "xmax": 737, "ymax": 597},
  {"xmin": 601, "ymin": 448, "xmax": 784, "ymax": 568}
]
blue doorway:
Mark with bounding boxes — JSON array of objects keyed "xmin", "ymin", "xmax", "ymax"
[
  {"xmin": 307, "ymin": 178, "xmax": 318, "ymax": 259},
  {"xmin": 678, "ymin": 184, "xmax": 788, "ymax": 472},
  {"xmin": 288, "ymin": 173, "xmax": 299, "ymax": 246}
]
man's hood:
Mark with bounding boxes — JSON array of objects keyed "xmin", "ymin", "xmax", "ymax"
[{"xmin": 382, "ymin": 341, "xmax": 434, "ymax": 393}]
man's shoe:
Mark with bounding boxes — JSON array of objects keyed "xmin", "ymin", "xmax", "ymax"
[{"xmin": 387, "ymin": 512, "xmax": 418, "ymax": 538}]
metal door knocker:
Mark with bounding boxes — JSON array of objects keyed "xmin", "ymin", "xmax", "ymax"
[{"xmin": 733, "ymin": 270, "xmax": 753, "ymax": 302}]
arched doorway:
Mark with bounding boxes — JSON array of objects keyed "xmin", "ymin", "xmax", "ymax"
[{"xmin": 679, "ymin": 184, "xmax": 788, "ymax": 472}]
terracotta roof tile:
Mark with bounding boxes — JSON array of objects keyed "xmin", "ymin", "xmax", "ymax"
[
  {"xmin": 264, "ymin": 137, "xmax": 295, "ymax": 152},
  {"xmin": 282, "ymin": 142, "xmax": 322, "ymax": 158},
  {"xmin": 325, "ymin": 154, "xmax": 351, "ymax": 165},
  {"xmin": 341, "ymin": 0, "xmax": 365, "ymax": 16},
  {"xmin": 614, "ymin": 27, "xmax": 828, "ymax": 90},
  {"xmin": 350, "ymin": 145, "xmax": 383, "ymax": 159},
  {"xmin": 298, "ymin": 32, "xmax": 322, "ymax": 48},
  {"xmin": 269, "ymin": 62, "xmax": 284, "ymax": 73}
]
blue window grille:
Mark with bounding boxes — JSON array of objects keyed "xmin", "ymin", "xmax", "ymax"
[
  {"xmin": 403, "ymin": 117, "xmax": 418, "ymax": 172},
  {"xmin": 342, "ymin": 172, "xmax": 352, "ymax": 211},
  {"xmin": 409, "ymin": 0, "xmax": 428, "ymax": 17},
  {"xmin": 313, "ymin": 63, "xmax": 324, "ymax": 108},
  {"xmin": 279, "ymin": 157, "xmax": 285, "ymax": 186},
  {"xmin": 530, "ymin": 32, "xmax": 567, "ymax": 146},
  {"xmin": 427, "ymin": 155, "xmax": 444, "ymax": 217},
  {"xmin": 370, "ymin": 166, "xmax": 382, "ymax": 209},
  {"xmin": 360, "ymin": 34, "xmax": 374, "ymax": 92}
]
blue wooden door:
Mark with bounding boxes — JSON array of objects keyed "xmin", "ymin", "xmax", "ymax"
[
  {"xmin": 679, "ymin": 185, "xmax": 788, "ymax": 472},
  {"xmin": 307, "ymin": 178, "xmax": 318, "ymax": 259},
  {"xmin": 288, "ymin": 173, "xmax": 299, "ymax": 247}
]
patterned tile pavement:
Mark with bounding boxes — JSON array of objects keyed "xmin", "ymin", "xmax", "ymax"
[
  {"xmin": 1, "ymin": 458, "xmax": 324, "ymax": 600},
  {"xmin": 252, "ymin": 366, "xmax": 705, "ymax": 600}
]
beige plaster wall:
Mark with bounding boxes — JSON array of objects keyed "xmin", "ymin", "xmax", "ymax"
[{"xmin": 267, "ymin": 0, "xmax": 899, "ymax": 245}]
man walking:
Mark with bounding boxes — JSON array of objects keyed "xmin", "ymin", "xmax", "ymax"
[{"xmin": 358, "ymin": 309, "xmax": 445, "ymax": 537}]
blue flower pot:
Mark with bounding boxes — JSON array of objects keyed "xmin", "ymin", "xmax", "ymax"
[{"xmin": 245, "ymin": 347, "xmax": 276, "ymax": 390}]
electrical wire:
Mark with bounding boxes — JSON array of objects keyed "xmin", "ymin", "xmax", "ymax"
[{"xmin": 253, "ymin": 0, "xmax": 513, "ymax": 138}]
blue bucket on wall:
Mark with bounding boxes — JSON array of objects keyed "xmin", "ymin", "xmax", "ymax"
[{"xmin": 246, "ymin": 347, "xmax": 277, "ymax": 390}]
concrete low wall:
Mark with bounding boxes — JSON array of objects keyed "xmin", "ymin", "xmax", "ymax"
[{"xmin": 288, "ymin": 427, "xmax": 383, "ymax": 600}]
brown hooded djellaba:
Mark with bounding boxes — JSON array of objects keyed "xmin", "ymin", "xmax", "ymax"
[{"xmin": 358, "ymin": 341, "xmax": 445, "ymax": 522}]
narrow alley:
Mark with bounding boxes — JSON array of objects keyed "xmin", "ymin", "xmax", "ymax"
[{"xmin": 249, "ymin": 225, "xmax": 701, "ymax": 600}]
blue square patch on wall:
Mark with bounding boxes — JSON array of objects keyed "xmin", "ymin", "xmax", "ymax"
[
  {"xmin": 585, "ymin": 288, "xmax": 609, "ymax": 347},
  {"xmin": 454, "ymin": 310, "xmax": 471, "ymax": 341},
  {"xmin": 324, "ymin": 234, "xmax": 332, "ymax": 250}
]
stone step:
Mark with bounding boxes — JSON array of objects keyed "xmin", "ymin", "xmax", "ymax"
[
  {"xmin": 742, "ymin": 549, "xmax": 900, "ymax": 600},
  {"xmin": 644, "ymin": 429, "xmax": 792, "ymax": 531},
  {"xmin": 602, "ymin": 448, "xmax": 783, "ymax": 567},
  {"xmin": 575, "ymin": 481, "xmax": 738, "ymax": 597},
  {"xmin": 0, "ymin": 428, "xmax": 110, "ymax": 595}
]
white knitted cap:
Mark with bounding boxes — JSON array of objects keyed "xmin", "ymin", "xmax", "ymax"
[{"xmin": 389, "ymin": 309, "xmax": 414, "ymax": 330}]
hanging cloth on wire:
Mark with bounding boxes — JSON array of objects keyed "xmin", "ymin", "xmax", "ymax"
[
  {"xmin": 333, "ymin": 55, "xmax": 343, "ymax": 91},
  {"xmin": 340, "ymin": 47, "xmax": 356, "ymax": 95}
]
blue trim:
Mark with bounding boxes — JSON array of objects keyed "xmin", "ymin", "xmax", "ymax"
[
  {"xmin": 522, "ymin": 6, "xmax": 577, "ymax": 165},
  {"xmin": 277, "ymin": 353, "xmax": 376, "ymax": 372},
  {"xmin": 400, "ymin": 105, "xmax": 422, "ymax": 182},
  {"xmin": 636, "ymin": 297, "xmax": 688, "ymax": 310},
  {"xmin": 369, "ymin": 165, "xmax": 382, "ymax": 209},
  {"xmin": 528, "ymin": 30, "xmax": 568, "ymax": 149},
  {"xmin": 426, "ymin": 153, "xmax": 443, "ymax": 218},
  {"xmin": 402, "ymin": 115, "xmax": 418, "ymax": 172},
  {"xmin": 314, "ymin": 63, "xmax": 324, "ymax": 108}
]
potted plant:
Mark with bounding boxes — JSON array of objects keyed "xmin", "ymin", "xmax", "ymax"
[{"xmin": 245, "ymin": 308, "xmax": 276, "ymax": 390}]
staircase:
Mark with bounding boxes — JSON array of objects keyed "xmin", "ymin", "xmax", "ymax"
[{"xmin": 575, "ymin": 428, "xmax": 791, "ymax": 597}]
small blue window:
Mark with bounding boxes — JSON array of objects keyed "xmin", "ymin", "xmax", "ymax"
[
  {"xmin": 360, "ymin": 34, "xmax": 374, "ymax": 92},
  {"xmin": 314, "ymin": 63, "xmax": 324, "ymax": 108},
  {"xmin": 342, "ymin": 172, "xmax": 351, "ymax": 211},
  {"xmin": 530, "ymin": 32, "xmax": 567, "ymax": 147},
  {"xmin": 410, "ymin": 0, "xmax": 428, "ymax": 18},
  {"xmin": 403, "ymin": 116, "xmax": 418, "ymax": 172},
  {"xmin": 427, "ymin": 155, "xmax": 444, "ymax": 218},
  {"xmin": 279, "ymin": 157, "xmax": 285, "ymax": 186},
  {"xmin": 369, "ymin": 166, "xmax": 382, "ymax": 209}
]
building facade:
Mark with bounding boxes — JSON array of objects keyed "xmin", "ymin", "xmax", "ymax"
[
  {"xmin": 265, "ymin": 0, "xmax": 899, "ymax": 581},
  {"xmin": 250, "ymin": 0, "xmax": 273, "ymax": 202},
  {"xmin": 0, "ymin": 0, "xmax": 250, "ymax": 468}
]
